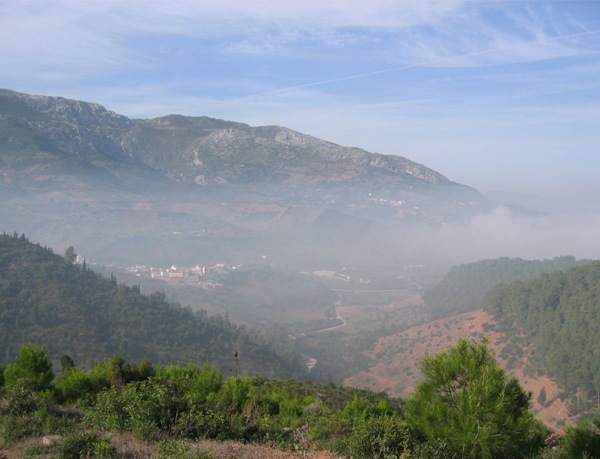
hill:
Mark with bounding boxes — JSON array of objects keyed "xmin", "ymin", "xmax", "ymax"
[
  {"xmin": 0, "ymin": 232, "xmax": 306, "ymax": 379},
  {"xmin": 343, "ymin": 307, "xmax": 572, "ymax": 432},
  {"xmin": 343, "ymin": 259, "xmax": 600, "ymax": 431},
  {"xmin": 0, "ymin": 88, "xmax": 489, "ymax": 269},
  {"xmin": 484, "ymin": 261, "xmax": 600, "ymax": 415},
  {"xmin": 0, "ymin": 89, "xmax": 481, "ymax": 206},
  {"xmin": 423, "ymin": 256, "xmax": 589, "ymax": 319}
]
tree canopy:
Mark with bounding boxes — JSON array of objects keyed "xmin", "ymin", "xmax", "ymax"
[
  {"xmin": 403, "ymin": 338, "xmax": 547, "ymax": 459},
  {"xmin": 484, "ymin": 261, "xmax": 600, "ymax": 405},
  {"xmin": 0, "ymin": 232, "xmax": 305, "ymax": 379},
  {"xmin": 3, "ymin": 343, "xmax": 54, "ymax": 391},
  {"xmin": 424, "ymin": 256, "xmax": 587, "ymax": 319}
]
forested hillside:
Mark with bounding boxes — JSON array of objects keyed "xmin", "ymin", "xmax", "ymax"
[
  {"xmin": 484, "ymin": 261, "xmax": 600, "ymax": 411},
  {"xmin": 424, "ymin": 256, "xmax": 588, "ymax": 318},
  {"xmin": 0, "ymin": 233, "xmax": 305, "ymax": 379}
]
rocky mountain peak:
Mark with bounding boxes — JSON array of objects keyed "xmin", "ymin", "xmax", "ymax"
[
  {"xmin": 0, "ymin": 89, "xmax": 492, "ymax": 267},
  {"xmin": 0, "ymin": 89, "xmax": 131, "ymax": 128}
]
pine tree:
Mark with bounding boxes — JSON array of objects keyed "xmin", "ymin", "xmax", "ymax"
[
  {"xmin": 404, "ymin": 338, "xmax": 548, "ymax": 459},
  {"xmin": 64, "ymin": 245, "xmax": 76, "ymax": 264},
  {"xmin": 4, "ymin": 344, "xmax": 54, "ymax": 391}
]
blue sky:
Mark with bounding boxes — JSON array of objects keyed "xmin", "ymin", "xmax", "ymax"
[{"xmin": 2, "ymin": 0, "xmax": 600, "ymax": 200}]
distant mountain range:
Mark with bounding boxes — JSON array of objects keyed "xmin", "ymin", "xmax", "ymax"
[{"xmin": 0, "ymin": 89, "xmax": 490, "ymax": 268}]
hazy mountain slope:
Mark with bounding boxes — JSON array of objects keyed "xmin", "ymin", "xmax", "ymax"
[
  {"xmin": 423, "ymin": 256, "xmax": 590, "ymax": 319},
  {"xmin": 0, "ymin": 89, "xmax": 162, "ymax": 195},
  {"xmin": 0, "ymin": 89, "xmax": 483, "ymax": 205},
  {"xmin": 0, "ymin": 89, "xmax": 489, "ymax": 267},
  {"xmin": 0, "ymin": 233, "xmax": 306, "ymax": 379}
]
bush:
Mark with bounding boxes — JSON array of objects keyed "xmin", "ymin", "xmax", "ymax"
[
  {"xmin": 348, "ymin": 415, "xmax": 410, "ymax": 459},
  {"xmin": 157, "ymin": 439, "xmax": 215, "ymax": 459},
  {"xmin": 84, "ymin": 377, "xmax": 191, "ymax": 440},
  {"xmin": 83, "ymin": 386, "xmax": 128, "ymax": 433},
  {"xmin": 53, "ymin": 368, "xmax": 107, "ymax": 403},
  {"xmin": 156, "ymin": 363, "xmax": 222, "ymax": 406},
  {"xmin": 4, "ymin": 344, "xmax": 54, "ymax": 391},
  {"xmin": 58, "ymin": 432, "xmax": 101, "ymax": 459},
  {"xmin": 560, "ymin": 416, "xmax": 600, "ymax": 459},
  {"xmin": 174, "ymin": 407, "xmax": 230, "ymax": 440},
  {"xmin": 23, "ymin": 444, "xmax": 57, "ymax": 457},
  {"xmin": 0, "ymin": 384, "xmax": 73, "ymax": 446}
]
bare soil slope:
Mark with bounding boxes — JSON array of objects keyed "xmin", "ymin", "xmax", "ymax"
[{"xmin": 344, "ymin": 305, "xmax": 573, "ymax": 432}]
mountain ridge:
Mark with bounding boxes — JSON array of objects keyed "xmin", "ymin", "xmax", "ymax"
[
  {"xmin": 0, "ymin": 89, "xmax": 489, "ymax": 267},
  {"xmin": 0, "ymin": 88, "xmax": 477, "ymax": 197}
]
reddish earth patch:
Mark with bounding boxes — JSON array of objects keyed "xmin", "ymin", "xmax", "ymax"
[{"xmin": 343, "ymin": 308, "xmax": 574, "ymax": 433}]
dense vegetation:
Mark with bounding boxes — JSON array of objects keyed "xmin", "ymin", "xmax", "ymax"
[
  {"xmin": 405, "ymin": 338, "xmax": 548, "ymax": 459},
  {"xmin": 424, "ymin": 256, "xmax": 588, "ymax": 319},
  {"xmin": 0, "ymin": 232, "xmax": 305, "ymax": 379},
  {"xmin": 3, "ymin": 232, "xmax": 600, "ymax": 457},
  {"xmin": 484, "ymin": 261, "xmax": 600, "ymax": 410},
  {"xmin": 3, "ymin": 340, "xmax": 597, "ymax": 459}
]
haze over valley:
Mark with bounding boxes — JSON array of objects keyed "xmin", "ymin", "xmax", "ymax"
[
  {"xmin": 3, "ymin": 88, "xmax": 600, "ymax": 424},
  {"xmin": 4, "ymin": 88, "xmax": 600, "ymax": 271},
  {"xmin": 2, "ymin": 2, "xmax": 600, "ymax": 457}
]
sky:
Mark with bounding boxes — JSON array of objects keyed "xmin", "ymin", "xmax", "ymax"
[{"xmin": 1, "ymin": 0, "xmax": 600, "ymax": 201}]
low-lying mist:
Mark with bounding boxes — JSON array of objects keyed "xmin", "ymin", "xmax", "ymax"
[
  {"xmin": 388, "ymin": 205, "xmax": 600, "ymax": 266},
  {"xmin": 3, "ymin": 188, "xmax": 599, "ymax": 274}
]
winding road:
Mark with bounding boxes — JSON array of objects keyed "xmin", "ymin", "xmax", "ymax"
[{"xmin": 295, "ymin": 299, "xmax": 347, "ymax": 371}]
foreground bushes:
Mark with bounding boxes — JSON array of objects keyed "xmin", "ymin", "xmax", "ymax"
[
  {"xmin": 0, "ymin": 345, "xmax": 408, "ymax": 457},
  {"xmin": 2, "ymin": 342, "xmax": 599, "ymax": 458}
]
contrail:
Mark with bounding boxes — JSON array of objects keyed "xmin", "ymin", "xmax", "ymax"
[{"xmin": 252, "ymin": 27, "xmax": 600, "ymax": 97}]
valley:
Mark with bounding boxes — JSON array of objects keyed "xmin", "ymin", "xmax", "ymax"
[
  {"xmin": 106, "ymin": 251, "xmax": 577, "ymax": 433},
  {"xmin": 2, "ymin": 89, "xmax": 600, "ymax": 457}
]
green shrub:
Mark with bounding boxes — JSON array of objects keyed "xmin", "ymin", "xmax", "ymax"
[
  {"xmin": 404, "ymin": 338, "xmax": 548, "ymax": 459},
  {"xmin": 0, "ymin": 383, "xmax": 73, "ymax": 446},
  {"xmin": 560, "ymin": 416, "xmax": 600, "ymax": 459},
  {"xmin": 156, "ymin": 363, "xmax": 223, "ymax": 406},
  {"xmin": 157, "ymin": 439, "xmax": 215, "ymax": 459},
  {"xmin": 348, "ymin": 415, "xmax": 410, "ymax": 459},
  {"xmin": 410, "ymin": 438, "xmax": 452, "ymax": 459},
  {"xmin": 310, "ymin": 416, "xmax": 353, "ymax": 455},
  {"xmin": 84, "ymin": 377, "xmax": 191, "ymax": 440},
  {"xmin": 157, "ymin": 439, "xmax": 190, "ymax": 459},
  {"xmin": 23, "ymin": 444, "xmax": 57, "ymax": 457},
  {"xmin": 83, "ymin": 386, "xmax": 128, "ymax": 433},
  {"xmin": 174, "ymin": 407, "xmax": 230, "ymax": 440},
  {"xmin": 91, "ymin": 438, "xmax": 116, "ymax": 458},
  {"xmin": 216, "ymin": 376, "xmax": 258, "ymax": 416},
  {"xmin": 4, "ymin": 344, "xmax": 54, "ymax": 391},
  {"xmin": 2, "ymin": 382, "xmax": 46, "ymax": 415},
  {"xmin": 53, "ymin": 368, "xmax": 107, "ymax": 403},
  {"xmin": 58, "ymin": 432, "xmax": 100, "ymax": 459},
  {"xmin": 1, "ymin": 415, "xmax": 43, "ymax": 446}
]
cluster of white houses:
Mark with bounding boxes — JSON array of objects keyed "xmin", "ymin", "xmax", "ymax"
[{"xmin": 125, "ymin": 263, "xmax": 241, "ymax": 286}]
